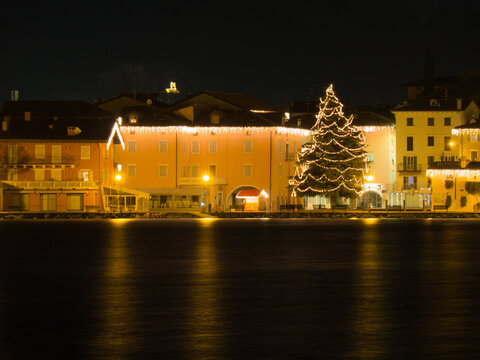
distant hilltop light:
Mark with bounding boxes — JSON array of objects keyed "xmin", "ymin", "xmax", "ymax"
[{"xmin": 166, "ymin": 82, "xmax": 179, "ymax": 94}]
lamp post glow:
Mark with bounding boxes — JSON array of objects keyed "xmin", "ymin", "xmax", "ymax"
[
  {"xmin": 115, "ymin": 174, "xmax": 122, "ymax": 181},
  {"xmin": 202, "ymin": 174, "xmax": 210, "ymax": 212},
  {"xmin": 202, "ymin": 174, "xmax": 210, "ymax": 182}
]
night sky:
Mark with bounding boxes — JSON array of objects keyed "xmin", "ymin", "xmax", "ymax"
[{"xmin": 2, "ymin": 0, "xmax": 479, "ymax": 107}]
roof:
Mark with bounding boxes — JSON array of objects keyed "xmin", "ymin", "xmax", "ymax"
[
  {"xmin": 1, "ymin": 100, "xmax": 111, "ymax": 119},
  {"xmin": 186, "ymin": 109, "xmax": 279, "ymax": 127},
  {"xmin": 169, "ymin": 90, "xmax": 282, "ymax": 113},
  {"xmin": 427, "ymin": 161, "xmax": 461, "ymax": 170},
  {"xmin": 119, "ymin": 106, "xmax": 190, "ymax": 126},
  {"xmin": 401, "ymin": 76, "xmax": 458, "ymax": 87},
  {"xmin": 393, "ymin": 98, "xmax": 476, "ymax": 112},
  {"xmin": 0, "ymin": 101, "xmax": 116, "ymax": 141},
  {"xmin": 455, "ymin": 119, "xmax": 480, "ymax": 130},
  {"xmin": 96, "ymin": 93, "xmax": 168, "ymax": 109},
  {"xmin": 464, "ymin": 161, "xmax": 480, "ymax": 170}
]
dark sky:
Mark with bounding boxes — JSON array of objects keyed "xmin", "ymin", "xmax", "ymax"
[{"xmin": 2, "ymin": 0, "xmax": 479, "ymax": 108}]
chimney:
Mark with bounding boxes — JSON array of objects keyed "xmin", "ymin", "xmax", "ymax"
[
  {"xmin": 10, "ymin": 90, "xmax": 19, "ymax": 101},
  {"xmin": 457, "ymin": 99, "xmax": 462, "ymax": 110}
]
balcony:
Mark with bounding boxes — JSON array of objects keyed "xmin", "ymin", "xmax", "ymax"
[
  {"xmin": 2, "ymin": 156, "xmax": 76, "ymax": 169},
  {"xmin": 179, "ymin": 177, "xmax": 226, "ymax": 186},
  {"xmin": 397, "ymin": 163, "xmax": 422, "ymax": 173},
  {"xmin": 1, "ymin": 180, "xmax": 98, "ymax": 190}
]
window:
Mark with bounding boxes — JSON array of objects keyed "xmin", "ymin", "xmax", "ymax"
[
  {"xmin": 278, "ymin": 139, "xmax": 283, "ymax": 153},
  {"xmin": 427, "ymin": 136, "xmax": 434, "ymax": 146},
  {"xmin": 158, "ymin": 165, "xmax": 168, "ymax": 177},
  {"xmin": 12, "ymin": 194, "xmax": 29, "ymax": 210},
  {"xmin": 182, "ymin": 141, "xmax": 186, "ymax": 153},
  {"xmin": 403, "ymin": 176, "xmax": 417, "ymax": 190},
  {"xmin": 67, "ymin": 194, "xmax": 83, "ymax": 211},
  {"xmin": 444, "ymin": 136, "xmax": 452, "ymax": 151},
  {"xmin": 428, "ymin": 117, "xmax": 434, "ymax": 126},
  {"xmin": 40, "ymin": 193, "xmax": 56, "ymax": 211},
  {"xmin": 52, "ymin": 145, "xmax": 61, "ymax": 164},
  {"xmin": 406, "ymin": 137, "xmax": 413, "ymax": 151},
  {"xmin": 182, "ymin": 164, "xmax": 186, "ymax": 177},
  {"xmin": 81, "ymin": 145, "xmax": 90, "ymax": 160},
  {"xmin": 159, "ymin": 140, "xmax": 168, "ymax": 153},
  {"xmin": 191, "ymin": 165, "xmax": 199, "ymax": 177},
  {"xmin": 51, "ymin": 169, "xmax": 62, "ymax": 181},
  {"xmin": 35, "ymin": 145, "xmax": 45, "ymax": 159},
  {"xmin": 472, "ymin": 151, "xmax": 478, "ymax": 161},
  {"xmin": 191, "ymin": 140, "xmax": 200, "ymax": 154},
  {"xmin": 367, "ymin": 152, "xmax": 375, "ymax": 163},
  {"xmin": 407, "ymin": 117, "xmax": 413, "ymax": 126},
  {"xmin": 278, "ymin": 164, "xmax": 283, "ymax": 178},
  {"xmin": 428, "ymin": 156, "xmax": 434, "ymax": 166},
  {"xmin": 34, "ymin": 169, "xmax": 45, "ymax": 181},
  {"xmin": 127, "ymin": 140, "xmax": 136, "ymax": 153},
  {"xmin": 444, "ymin": 117, "xmax": 451, "ymax": 126},
  {"xmin": 80, "ymin": 170, "xmax": 90, "ymax": 181},
  {"xmin": 244, "ymin": 165, "xmax": 252, "ymax": 177},
  {"xmin": 244, "ymin": 139, "xmax": 253, "ymax": 153},
  {"xmin": 472, "ymin": 134, "xmax": 480, "ymax": 142},
  {"xmin": 208, "ymin": 164, "xmax": 216, "ymax": 176},
  {"xmin": 209, "ymin": 140, "xmax": 217, "ymax": 153},
  {"xmin": 404, "ymin": 156, "xmax": 417, "ymax": 171},
  {"xmin": 127, "ymin": 164, "xmax": 136, "ymax": 177}
]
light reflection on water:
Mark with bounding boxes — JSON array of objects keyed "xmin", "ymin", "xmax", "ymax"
[
  {"xmin": 91, "ymin": 219, "xmax": 139, "ymax": 359},
  {"xmin": 187, "ymin": 218, "xmax": 226, "ymax": 359},
  {"xmin": 1, "ymin": 218, "xmax": 480, "ymax": 359}
]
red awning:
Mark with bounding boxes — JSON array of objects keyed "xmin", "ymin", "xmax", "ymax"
[{"xmin": 236, "ymin": 189, "xmax": 264, "ymax": 198}]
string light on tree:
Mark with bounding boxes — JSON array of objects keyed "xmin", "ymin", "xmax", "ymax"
[{"xmin": 289, "ymin": 84, "xmax": 367, "ymax": 201}]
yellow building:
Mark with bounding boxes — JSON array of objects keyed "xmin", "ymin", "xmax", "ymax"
[{"xmin": 392, "ymin": 98, "xmax": 479, "ymax": 208}]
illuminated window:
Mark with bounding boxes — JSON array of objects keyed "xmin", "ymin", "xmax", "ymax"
[
  {"xmin": 127, "ymin": 140, "xmax": 136, "ymax": 153},
  {"xmin": 244, "ymin": 164, "xmax": 252, "ymax": 177},
  {"xmin": 35, "ymin": 145, "xmax": 45, "ymax": 159},
  {"xmin": 158, "ymin": 165, "xmax": 168, "ymax": 177},
  {"xmin": 367, "ymin": 152, "xmax": 375, "ymax": 163},
  {"xmin": 81, "ymin": 170, "xmax": 90, "ymax": 181},
  {"xmin": 209, "ymin": 140, "xmax": 217, "ymax": 153},
  {"xmin": 407, "ymin": 117, "xmax": 413, "ymax": 126},
  {"xmin": 127, "ymin": 164, "xmax": 136, "ymax": 177},
  {"xmin": 244, "ymin": 140, "xmax": 253, "ymax": 153},
  {"xmin": 159, "ymin": 140, "xmax": 168, "ymax": 153},
  {"xmin": 81, "ymin": 145, "xmax": 90, "ymax": 160},
  {"xmin": 427, "ymin": 136, "xmax": 434, "ymax": 146},
  {"xmin": 192, "ymin": 140, "xmax": 200, "ymax": 154}
]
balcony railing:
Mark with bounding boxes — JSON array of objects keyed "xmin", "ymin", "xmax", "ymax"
[
  {"xmin": 179, "ymin": 177, "xmax": 226, "ymax": 186},
  {"xmin": 285, "ymin": 152, "xmax": 296, "ymax": 161},
  {"xmin": 397, "ymin": 163, "xmax": 422, "ymax": 173},
  {"xmin": 1, "ymin": 180, "xmax": 98, "ymax": 189},
  {"xmin": 2, "ymin": 156, "xmax": 76, "ymax": 168}
]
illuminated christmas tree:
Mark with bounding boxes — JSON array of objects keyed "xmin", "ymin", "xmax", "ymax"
[{"xmin": 289, "ymin": 84, "xmax": 366, "ymax": 202}]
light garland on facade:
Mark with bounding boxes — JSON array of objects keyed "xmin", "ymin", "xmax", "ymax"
[
  {"xmin": 452, "ymin": 128, "xmax": 480, "ymax": 136},
  {"xmin": 289, "ymin": 84, "xmax": 367, "ymax": 198},
  {"xmin": 107, "ymin": 122, "xmax": 125, "ymax": 150},
  {"xmin": 426, "ymin": 169, "xmax": 480, "ymax": 178},
  {"xmin": 119, "ymin": 126, "xmax": 311, "ymax": 137}
]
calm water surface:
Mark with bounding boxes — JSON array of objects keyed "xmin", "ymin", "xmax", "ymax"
[{"xmin": 1, "ymin": 218, "xmax": 480, "ymax": 359}]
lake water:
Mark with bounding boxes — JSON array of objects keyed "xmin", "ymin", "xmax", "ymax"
[{"xmin": 1, "ymin": 218, "xmax": 480, "ymax": 359}]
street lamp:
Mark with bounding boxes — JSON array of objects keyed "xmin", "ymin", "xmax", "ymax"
[{"xmin": 202, "ymin": 174, "xmax": 210, "ymax": 212}]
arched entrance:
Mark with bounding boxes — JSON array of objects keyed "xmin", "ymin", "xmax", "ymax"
[
  {"xmin": 227, "ymin": 186, "xmax": 259, "ymax": 211},
  {"xmin": 360, "ymin": 191, "xmax": 383, "ymax": 209}
]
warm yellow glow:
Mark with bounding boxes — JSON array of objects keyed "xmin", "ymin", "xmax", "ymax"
[
  {"xmin": 117, "ymin": 117, "xmax": 122, "ymax": 125},
  {"xmin": 115, "ymin": 174, "xmax": 122, "ymax": 181},
  {"xmin": 117, "ymin": 164, "xmax": 122, "ymax": 171},
  {"xmin": 260, "ymin": 190, "xmax": 269, "ymax": 198},
  {"xmin": 119, "ymin": 125, "xmax": 311, "ymax": 137},
  {"xmin": 166, "ymin": 82, "xmax": 179, "ymax": 94},
  {"xmin": 107, "ymin": 122, "xmax": 126, "ymax": 150},
  {"xmin": 449, "ymin": 141, "xmax": 455, "ymax": 147},
  {"xmin": 366, "ymin": 175, "xmax": 374, "ymax": 182},
  {"xmin": 427, "ymin": 169, "xmax": 480, "ymax": 178},
  {"xmin": 202, "ymin": 174, "xmax": 210, "ymax": 182}
]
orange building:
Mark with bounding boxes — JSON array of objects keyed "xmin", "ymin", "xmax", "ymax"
[
  {"xmin": 0, "ymin": 101, "xmax": 122, "ymax": 212},
  {"xmin": 111, "ymin": 91, "xmax": 309, "ymax": 211}
]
